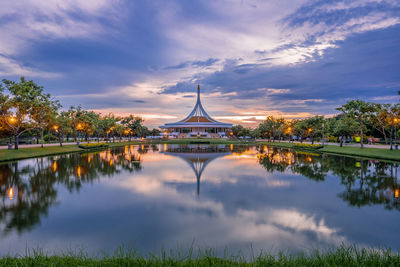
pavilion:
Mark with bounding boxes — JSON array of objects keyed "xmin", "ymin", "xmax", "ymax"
[
  {"xmin": 160, "ymin": 83, "xmax": 232, "ymax": 138},
  {"xmin": 161, "ymin": 144, "xmax": 231, "ymax": 195}
]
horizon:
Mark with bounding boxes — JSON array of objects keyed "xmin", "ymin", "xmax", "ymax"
[{"xmin": 0, "ymin": 0, "xmax": 399, "ymax": 128}]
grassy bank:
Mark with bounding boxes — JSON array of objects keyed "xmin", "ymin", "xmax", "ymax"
[
  {"xmin": 0, "ymin": 247, "xmax": 398, "ymax": 266},
  {"xmin": 0, "ymin": 141, "xmax": 145, "ymax": 162},
  {"xmin": 0, "ymin": 139, "xmax": 255, "ymax": 162},
  {"xmin": 0, "ymin": 145, "xmax": 84, "ymax": 162},
  {"xmin": 2, "ymin": 139, "xmax": 400, "ymax": 162},
  {"xmin": 260, "ymin": 142, "xmax": 400, "ymax": 161}
]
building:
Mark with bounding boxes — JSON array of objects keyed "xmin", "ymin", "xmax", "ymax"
[{"xmin": 160, "ymin": 83, "xmax": 232, "ymax": 138}]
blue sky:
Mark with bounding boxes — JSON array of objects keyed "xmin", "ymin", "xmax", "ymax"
[{"xmin": 0, "ymin": 0, "xmax": 399, "ymax": 127}]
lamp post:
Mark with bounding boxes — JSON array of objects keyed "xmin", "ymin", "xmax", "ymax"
[
  {"xmin": 395, "ymin": 118, "xmax": 398, "ymax": 150},
  {"xmin": 7, "ymin": 116, "xmax": 17, "ymax": 149},
  {"xmin": 76, "ymin": 123, "xmax": 83, "ymax": 144}
]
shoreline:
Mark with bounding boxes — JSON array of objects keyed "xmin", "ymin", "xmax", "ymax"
[{"xmin": 0, "ymin": 139, "xmax": 399, "ymax": 163}]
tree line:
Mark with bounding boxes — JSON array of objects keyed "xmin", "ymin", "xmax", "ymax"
[
  {"xmin": 0, "ymin": 77, "xmax": 159, "ymax": 149},
  {"xmin": 233, "ymin": 100, "xmax": 399, "ymax": 150},
  {"xmin": 1, "ymin": 77, "xmax": 398, "ymax": 150}
]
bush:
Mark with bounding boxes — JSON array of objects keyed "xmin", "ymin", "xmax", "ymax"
[
  {"xmin": 79, "ymin": 143, "xmax": 108, "ymax": 149},
  {"xmin": 294, "ymin": 143, "xmax": 323, "ymax": 150}
]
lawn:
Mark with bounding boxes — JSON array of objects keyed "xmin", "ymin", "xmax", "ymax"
[
  {"xmin": 0, "ymin": 141, "xmax": 144, "ymax": 162},
  {"xmin": 320, "ymin": 145, "xmax": 400, "ymax": 161},
  {"xmin": 259, "ymin": 142, "xmax": 400, "ymax": 161},
  {"xmin": 0, "ymin": 145, "xmax": 84, "ymax": 162}
]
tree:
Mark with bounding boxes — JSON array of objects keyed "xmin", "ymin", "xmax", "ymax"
[
  {"xmin": 1, "ymin": 77, "xmax": 53, "ymax": 149},
  {"xmin": 369, "ymin": 103, "xmax": 389, "ymax": 144},
  {"xmin": 121, "ymin": 115, "xmax": 144, "ymax": 137},
  {"xmin": 67, "ymin": 106, "xmax": 99, "ymax": 143},
  {"xmin": 98, "ymin": 114, "xmax": 117, "ymax": 142},
  {"xmin": 292, "ymin": 119, "xmax": 308, "ymax": 142},
  {"xmin": 302, "ymin": 116, "xmax": 324, "ymax": 144},
  {"xmin": 31, "ymin": 94, "xmax": 61, "ymax": 148},
  {"xmin": 333, "ymin": 115, "xmax": 359, "ymax": 147},
  {"xmin": 53, "ymin": 111, "xmax": 73, "ymax": 146},
  {"xmin": 231, "ymin": 125, "xmax": 244, "ymax": 137},
  {"xmin": 337, "ymin": 100, "xmax": 375, "ymax": 148},
  {"xmin": 150, "ymin": 128, "xmax": 161, "ymax": 136},
  {"xmin": 384, "ymin": 103, "xmax": 400, "ymax": 150}
]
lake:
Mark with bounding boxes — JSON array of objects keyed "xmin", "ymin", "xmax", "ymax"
[{"xmin": 0, "ymin": 144, "xmax": 399, "ymax": 256}]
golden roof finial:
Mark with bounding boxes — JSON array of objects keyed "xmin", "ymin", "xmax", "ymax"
[{"xmin": 197, "ymin": 80, "xmax": 200, "ymax": 91}]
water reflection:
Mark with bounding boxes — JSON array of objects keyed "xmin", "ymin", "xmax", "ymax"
[
  {"xmin": 0, "ymin": 144, "xmax": 399, "ymax": 255},
  {"xmin": 161, "ymin": 144, "xmax": 231, "ymax": 195},
  {"xmin": 257, "ymin": 146, "xmax": 400, "ymax": 211},
  {"xmin": 0, "ymin": 146, "xmax": 142, "ymax": 235}
]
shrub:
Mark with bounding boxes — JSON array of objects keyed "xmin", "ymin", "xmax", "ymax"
[
  {"xmin": 79, "ymin": 143, "xmax": 108, "ymax": 149},
  {"xmin": 294, "ymin": 143, "xmax": 323, "ymax": 150}
]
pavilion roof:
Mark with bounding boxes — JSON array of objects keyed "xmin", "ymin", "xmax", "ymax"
[{"xmin": 160, "ymin": 83, "xmax": 232, "ymax": 129}]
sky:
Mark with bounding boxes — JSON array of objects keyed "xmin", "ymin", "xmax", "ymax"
[{"xmin": 0, "ymin": 0, "xmax": 399, "ymax": 128}]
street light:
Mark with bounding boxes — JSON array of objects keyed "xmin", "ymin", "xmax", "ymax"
[
  {"xmin": 8, "ymin": 116, "xmax": 17, "ymax": 124},
  {"xmin": 394, "ymin": 118, "xmax": 399, "ymax": 149}
]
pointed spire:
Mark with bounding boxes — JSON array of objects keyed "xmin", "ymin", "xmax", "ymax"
[{"xmin": 197, "ymin": 81, "xmax": 201, "ymax": 104}]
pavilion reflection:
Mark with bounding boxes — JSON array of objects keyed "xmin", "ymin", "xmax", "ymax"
[
  {"xmin": 257, "ymin": 146, "xmax": 400, "ymax": 211},
  {"xmin": 0, "ymin": 145, "xmax": 142, "ymax": 236},
  {"xmin": 161, "ymin": 144, "xmax": 237, "ymax": 196}
]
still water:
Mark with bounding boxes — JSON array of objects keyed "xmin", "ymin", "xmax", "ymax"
[{"xmin": 0, "ymin": 144, "xmax": 399, "ymax": 256}]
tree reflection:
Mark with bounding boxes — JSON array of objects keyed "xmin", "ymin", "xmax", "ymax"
[
  {"xmin": 257, "ymin": 146, "xmax": 400, "ymax": 211},
  {"xmin": 0, "ymin": 145, "xmax": 142, "ymax": 235}
]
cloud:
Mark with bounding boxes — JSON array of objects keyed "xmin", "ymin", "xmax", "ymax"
[
  {"xmin": 0, "ymin": 0, "xmax": 123, "ymax": 77},
  {"xmin": 0, "ymin": 0, "xmax": 399, "ymax": 126}
]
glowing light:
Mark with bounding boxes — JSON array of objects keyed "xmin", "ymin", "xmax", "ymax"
[
  {"xmin": 8, "ymin": 187, "xmax": 14, "ymax": 200},
  {"xmin": 230, "ymin": 144, "xmax": 233, "ymax": 150},
  {"xmin": 8, "ymin": 117, "xmax": 17, "ymax": 124},
  {"xmin": 53, "ymin": 125, "xmax": 59, "ymax": 131},
  {"xmin": 76, "ymin": 123, "xmax": 83, "ymax": 130},
  {"xmin": 308, "ymin": 128, "xmax": 312, "ymax": 132},
  {"xmin": 395, "ymin": 189, "xmax": 399, "ymax": 198},
  {"xmin": 110, "ymin": 159, "xmax": 113, "ymax": 166},
  {"xmin": 77, "ymin": 166, "xmax": 82, "ymax": 177},
  {"xmin": 52, "ymin": 161, "xmax": 57, "ymax": 172}
]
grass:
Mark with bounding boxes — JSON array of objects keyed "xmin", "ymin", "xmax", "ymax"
[
  {"xmin": 0, "ymin": 145, "xmax": 84, "ymax": 162},
  {"xmin": 0, "ymin": 246, "xmax": 399, "ymax": 266},
  {"xmin": 319, "ymin": 145, "xmax": 400, "ymax": 161},
  {"xmin": 0, "ymin": 141, "xmax": 144, "ymax": 162},
  {"xmin": 260, "ymin": 142, "xmax": 400, "ymax": 161}
]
